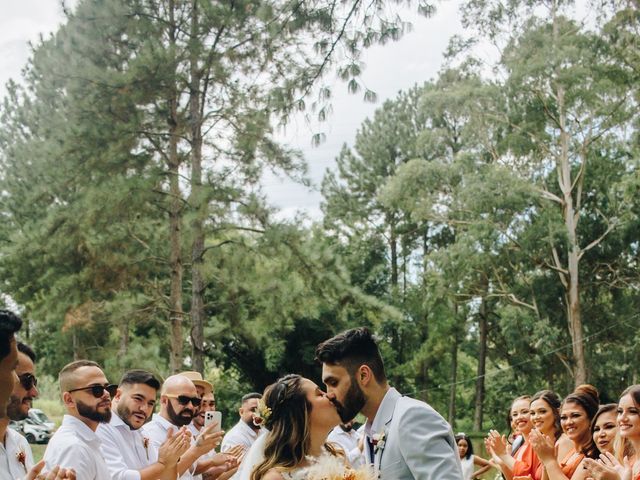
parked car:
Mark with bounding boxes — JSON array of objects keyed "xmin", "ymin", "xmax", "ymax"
[
  {"xmin": 28, "ymin": 408, "xmax": 56, "ymax": 431},
  {"xmin": 9, "ymin": 418, "xmax": 52, "ymax": 444}
]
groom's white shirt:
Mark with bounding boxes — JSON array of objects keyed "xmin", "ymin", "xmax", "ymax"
[{"xmin": 364, "ymin": 388, "xmax": 462, "ymax": 479}]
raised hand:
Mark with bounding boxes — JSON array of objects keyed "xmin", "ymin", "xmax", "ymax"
[
  {"xmin": 26, "ymin": 461, "xmax": 77, "ymax": 480},
  {"xmin": 486, "ymin": 430, "xmax": 508, "ymax": 456},
  {"xmin": 225, "ymin": 444, "xmax": 246, "ymax": 459},
  {"xmin": 529, "ymin": 428, "xmax": 555, "ymax": 462},
  {"xmin": 208, "ymin": 452, "xmax": 238, "ymax": 468},
  {"xmin": 193, "ymin": 422, "xmax": 225, "ymax": 454},
  {"xmin": 159, "ymin": 427, "xmax": 192, "ymax": 467},
  {"xmin": 484, "ymin": 436, "xmax": 502, "ymax": 465}
]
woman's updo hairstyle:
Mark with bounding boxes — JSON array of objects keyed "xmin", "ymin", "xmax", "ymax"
[
  {"xmin": 563, "ymin": 384, "xmax": 600, "ymax": 458},
  {"xmin": 563, "ymin": 384, "xmax": 600, "ymax": 419},
  {"xmin": 531, "ymin": 389, "xmax": 563, "ymax": 440}
]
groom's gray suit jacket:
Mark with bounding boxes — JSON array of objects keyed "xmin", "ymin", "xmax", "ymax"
[{"xmin": 365, "ymin": 388, "xmax": 462, "ymax": 479}]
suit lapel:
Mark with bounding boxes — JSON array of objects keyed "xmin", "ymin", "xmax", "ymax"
[{"xmin": 370, "ymin": 388, "xmax": 401, "ymax": 474}]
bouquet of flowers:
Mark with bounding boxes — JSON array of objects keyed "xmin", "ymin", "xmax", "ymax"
[{"xmin": 304, "ymin": 453, "xmax": 377, "ymax": 480}]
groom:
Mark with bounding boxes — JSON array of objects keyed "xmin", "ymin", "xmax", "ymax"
[{"xmin": 316, "ymin": 327, "xmax": 462, "ymax": 479}]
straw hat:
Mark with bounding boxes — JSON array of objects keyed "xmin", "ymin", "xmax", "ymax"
[{"xmin": 179, "ymin": 371, "xmax": 213, "ymax": 395}]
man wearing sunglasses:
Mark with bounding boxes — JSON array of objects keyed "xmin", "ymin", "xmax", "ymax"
[
  {"xmin": 44, "ymin": 360, "xmax": 116, "ymax": 479},
  {"xmin": 143, "ymin": 374, "xmax": 234, "ymax": 479}
]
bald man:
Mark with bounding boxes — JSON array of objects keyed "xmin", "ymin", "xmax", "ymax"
[
  {"xmin": 142, "ymin": 375, "xmax": 235, "ymax": 479},
  {"xmin": 43, "ymin": 360, "xmax": 117, "ymax": 479}
]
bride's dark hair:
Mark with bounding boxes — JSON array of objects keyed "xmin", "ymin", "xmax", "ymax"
[{"xmin": 251, "ymin": 374, "xmax": 339, "ymax": 480}]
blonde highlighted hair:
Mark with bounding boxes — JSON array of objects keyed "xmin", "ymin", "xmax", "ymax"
[{"xmin": 251, "ymin": 375, "xmax": 340, "ymax": 480}]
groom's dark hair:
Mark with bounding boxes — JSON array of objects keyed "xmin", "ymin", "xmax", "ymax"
[{"xmin": 315, "ymin": 327, "xmax": 386, "ymax": 383}]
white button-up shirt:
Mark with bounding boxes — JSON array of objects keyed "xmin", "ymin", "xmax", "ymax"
[
  {"xmin": 0, "ymin": 427, "xmax": 35, "ymax": 480},
  {"xmin": 142, "ymin": 413, "xmax": 194, "ymax": 480},
  {"xmin": 97, "ymin": 412, "xmax": 159, "ymax": 480},
  {"xmin": 327, "ymin": 425, "xmax": 365, "ymax": 468},
  {"xmin": 220, "ymin": 421, "xmax": 258, "ymax": 453},
  {"xmin": 43, "ymin": 415, "xmax": 111, "ymax": 480}
]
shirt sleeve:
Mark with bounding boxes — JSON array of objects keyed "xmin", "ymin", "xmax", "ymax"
[
  {"xmin": 98, "ymin": 428, "xmax": 142, "ymax": 480},
  {"xmin": 44, "ymin": 443, "xmax": 98, "ymax": 479}
]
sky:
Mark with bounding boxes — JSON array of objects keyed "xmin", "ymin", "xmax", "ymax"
[{"xmin": 0, "ymin": 0, "xmax": 470, "ymax": 220}]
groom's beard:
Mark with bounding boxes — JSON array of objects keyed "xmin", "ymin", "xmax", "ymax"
[{"xmin": 333, "ymin": 377, "xmax": 366, "ymax": 423}]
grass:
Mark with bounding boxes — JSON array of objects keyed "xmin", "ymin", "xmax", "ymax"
[{"xmin": 31, "ymin": 443, "xmax": 46, "ymax": 463}]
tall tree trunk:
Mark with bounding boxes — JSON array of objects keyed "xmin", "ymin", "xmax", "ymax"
[
  {"xmin": 552, "ymin": 0, "xmax": 587, "ymax": 386},
  {"xmin": 119, "ymin": 319, "xmax": 130, "ymax": 357},
  {"xmin": 474, "ymin": 285, "xmax": 488, "ymax": 431},
  {"xmin": 389, "ymin": 215, "xmax": 398, "ymax": 289},
  {"xmin": 72, "ymin": 328, "xmax": 79, "ymax": 361},
  {"xmin": 189, "ymin": 0, "xmax": 206, "ymax": 374},
  {"xmin": 448, "ymin": 318, "xmax": 458, "ymax": 427},
  {"xmin": 418, "ymin": 227, "xmax": 430, "ymax": 402},
  {"xmin": 168, "ymin": 0, "xmax": 184, "ymax": 373}
]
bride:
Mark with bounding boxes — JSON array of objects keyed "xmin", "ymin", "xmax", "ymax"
[{"xmin": 247, "ymin": 374, "xmax": 344, "ymax": 480}]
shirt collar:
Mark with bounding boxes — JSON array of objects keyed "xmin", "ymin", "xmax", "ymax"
[
  {"xmin": 366, "ymin": 387, "xmax": 400, "ymax": 436},
  {"xmin": 111, "ymin": 411, "xmax": 136, "ymax": 431},
  {"xmin": 151, "ymin": 413, "xmax": 176, "ymax": 431},
  {"xmin": 62, "ymin": 414, "xmax": 101, "ymax": 442},
  {"xmin": 238, "ymin": 420, "xmax": 259, "ymax": 438}
]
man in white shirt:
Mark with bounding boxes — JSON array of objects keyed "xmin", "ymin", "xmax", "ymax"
[
  {"xmin": 44, "ymin": 359, "xmax": 116, "ymax": 479},
  {"xmin": 327, "ymin": 420, "xmax": 365, "ymax": 468},
  {"xmin": 0, "ymin": 310, "xmax": 21, "ymax": 419},
  {"xmin": 143, "ymin": 374, "xmax": 233, "ymax": 479},
  {"xmin": 1, "ymin": 342, "xmax": 38, "ymax": 479},
  {"xmin": 220, "ymin": 393, "xmax": 262, "ymax": 453},
  {"xmin": 0, "ymin": 312, "xmax": 74, "ymax": 480},
  {"xmin": 98, "ymin": 369, "xmax": 189, "ymax": 480}
]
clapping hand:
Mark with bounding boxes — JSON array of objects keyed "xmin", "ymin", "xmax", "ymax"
[
  {"xmin": 583, "ymin": 453, "xmax": 632, "ymax": 480},
  {"xmin": 208, "ymin": 452, "xmax": 237, "ymax": 468},
  {"xmin": 486, "ymin": 430, "xmax": 508, "ymax": 456},
  {"xmin": 159, "ymin": 427, "xmax": 192, "ymax": 467},
  {"xmin": 484, "ymin": 436, "xmax": 503, "ymax": 465},
  {"xmin": 225, "ymin": 444, "xmax": 246, "ymax": 460},
  {"xmin": 529, "ymin": 428, "xmax": 555, "ymax": 462},
  {"xmin": 26, "ymin": 461, "xmax": 76, "ymax": 480}
]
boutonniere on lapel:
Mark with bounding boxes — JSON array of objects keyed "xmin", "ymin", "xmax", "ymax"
[
  {"xmin": 372, "ymin": 431, "xmax": 387, "ymax": 453},
  {"xmin": 143, "ymin": 437, "xmax": 150, "ymax": 460},
  {"xmin": 16, "ymin": 449, "xmax": 27, "ymax": 472}
]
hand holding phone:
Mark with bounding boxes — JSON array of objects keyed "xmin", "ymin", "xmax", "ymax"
[{"xmin": 205, "ymin": 411, "xmax": 222, "ymax": 432}]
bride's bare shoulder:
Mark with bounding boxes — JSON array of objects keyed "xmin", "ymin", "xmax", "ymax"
[{"xmin": 262, "ymin": 470, "xmax": 286, "ymax": 480}]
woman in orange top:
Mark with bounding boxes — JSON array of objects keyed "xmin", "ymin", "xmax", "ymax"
[
  {"xmin": 487, "ymin": 395, "xmax": 544, "ymax": 480},
  {"xmin": 531, "ymin": 385, "xmax": 599, "ymax": 480},
  {"xmin": 583, "ymin": 386, "xmax": 639, "ymax": 480}
]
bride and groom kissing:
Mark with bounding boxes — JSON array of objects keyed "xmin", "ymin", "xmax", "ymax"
[{"xmin": 238, "ymin": 327, "xmax": 463, "ymax": 480}]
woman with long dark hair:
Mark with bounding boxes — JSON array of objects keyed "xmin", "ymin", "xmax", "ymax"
[{"xmin": 250, "ymin": 374, "xmax": 343, "ymax": 480}]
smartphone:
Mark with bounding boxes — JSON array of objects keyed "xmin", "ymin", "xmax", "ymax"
[{"xmin": 205, "ymin": 410, "xmax": 222, "ymax": 432}]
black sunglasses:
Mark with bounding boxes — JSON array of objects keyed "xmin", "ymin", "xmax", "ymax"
[
  {"xmin": 166, "ymin": 394, "xmax": 202, "ymax": 407},
  {"xmin": 68, "ymin": 384, "xmax": 118, "ymax": 399},
  {"xmin": 18, "ymin": 373, "xmax": 38, "ymax": 390}
]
